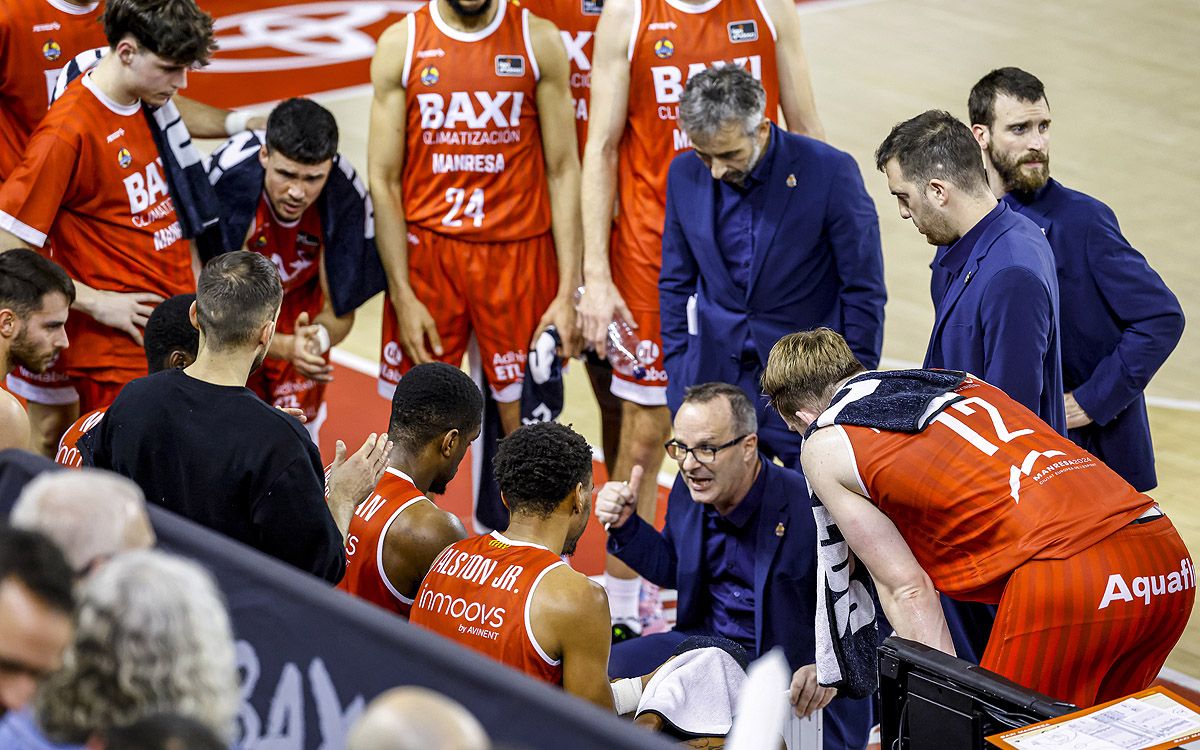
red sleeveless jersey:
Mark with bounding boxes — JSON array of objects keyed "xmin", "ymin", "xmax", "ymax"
[
  {"xmin": 838, "ymin": 376, "xmax": 1154, "ymax": 602},
  {"xmin": 337, "ymin": 467, "xmax": 428, "ymax": 618},
  {"xmin": 402, "ymin": 0, "xmax": 551, "ymax": 240},
  {"xmin": 614, "ymin": 0, "xmax": 779, "ymax": 304},
  {"xmin": 517, "ymin": 0, "xmax": 601, "ymax": 158},
  {"xmin": 0, "ymin": 0, "xmax": 105, "ymax": 179},
  {"xmin": 246, "ymin": 195, "xmax": 325, "ymax": 336},
  {"xmin": 54, "ymin": 406, "xmax": 106, "ymax": 469},
  {"xmin": 410, "ymin": 531, "xmax": 566, "ymax": 686},
  {"xmin": 0, "ymin": 73, "xmax": 193, "ymax": 374}
]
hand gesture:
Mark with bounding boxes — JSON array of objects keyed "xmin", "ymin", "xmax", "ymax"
[
  {"xmin": 789, "ymin": 664, "xmax": 836, "ymax": 718},
  {"xmin": 89, "ymin": 290, "xmax": 164, "ymax": 345},
  {"xmin": 290, "ymin": 311, "xmax": 334, "ymax": 382},
  {"xmin": 533, "ymin": 294, "xmax": 581, "ymax": 359},
  {"xmin": 394, "ymin": 294, "xmax": 443, "ymax": 364},
  {"xmin": 577, "ymin": 281, "xmax": 634, "ymax": 357},
  {"xmin": 595, "ymin": 464, "xmax": 643, "ymax": 530}
]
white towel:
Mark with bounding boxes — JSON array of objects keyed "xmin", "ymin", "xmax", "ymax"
[
  {"xmin": 727, "ymin": 648, "xmax": 792, "ymax": 750},
  {"xmin": 635, "ymin": 647, "xmax": 749, "ymax": 737}
]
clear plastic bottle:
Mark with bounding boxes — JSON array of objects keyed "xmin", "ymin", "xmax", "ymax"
[{"xmin": 575, "ymin": 287, "xmax": 652, "ymax": 380}]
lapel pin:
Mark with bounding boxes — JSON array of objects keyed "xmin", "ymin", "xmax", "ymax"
[
  {"xmin": 964, "ymin": 270, "xmax": 974, "ymax": 285},
  {"xmin": 775, "ymin": 522, "xmax": 785, "ymax": 537},
  {"xmin": 785, "ymin": 174, "xmax": 796, "ymax": 188}
]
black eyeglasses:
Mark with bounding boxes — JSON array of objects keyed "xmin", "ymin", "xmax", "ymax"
[{"xmin": 664, "ymin": 435, "xmax": 749, "ymax": 464}]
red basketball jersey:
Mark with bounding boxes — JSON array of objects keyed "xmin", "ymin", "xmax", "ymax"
[
  {"xmin": 0, "ymin": 73, "xmax": 193, "ymax": 374},
  {"xmin": 337, "ymin": 467, "xmax": 428, "ymax": 618},
  {"xmin": 245, "ymin": 195, "xmax": 325, "ymax": 336},
  {"xmin": 401, "ymin": 0, "xmax": 551, "ymax": 240},
  {"xmin": 518, "ymin": 0, "xmax": 601, "ymax": 158},
  {"xmin": 410, "ymin": 531, "xmax": 566, "ymax": 686},
  {"xmin": 54, "ymin": 405, "xmax": 106, "ymax": 468},
  {"xmin": 0, "ymin": 0, "xmax": 105, "ymax": 179},
  {"xmin": 839, "ymin": 376, "xmax": 1154, "ymax": 602},
  {"xmin": 614, "ymin": 0, "xmax": 779, "ymax": 304}
]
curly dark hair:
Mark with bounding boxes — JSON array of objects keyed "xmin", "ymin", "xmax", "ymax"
[
  {"xmin": 493, "ymin": 422, "xmax": 593, "ymax": 519},
  {"xmin": 388, "ymin": 363, "xmax": 483, "ymax": 451},
  {"xmin": 144, "ymin": 294, "xmax": 197, "ymax": 373},
  {"xmin": 266, "ymin": 98, "xmax": 339, "ymax": 164},
  {"xmin": 103, "ymin": 0, "xmax": 216, "ymax": 66}
]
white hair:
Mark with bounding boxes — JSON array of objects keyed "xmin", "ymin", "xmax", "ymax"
[
  {"xmin": 35, "ymin": 550, "xmax": 238, "ymax": 743},
  {"xmin": 10, "ymin": 470, "xmax": 152, "ymax": 572}
]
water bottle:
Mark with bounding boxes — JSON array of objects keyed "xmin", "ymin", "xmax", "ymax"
[{"xmin": 575, "ymin": 287, "xmax": 654, "ymax": 380}]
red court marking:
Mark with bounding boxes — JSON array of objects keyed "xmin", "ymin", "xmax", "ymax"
[{"xmin": 319, "ymin": 362, "xmax": 668, "ymax": 576}]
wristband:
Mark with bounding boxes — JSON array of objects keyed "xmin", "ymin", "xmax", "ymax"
[
  {"xmin": 611, "ymin": 677, "xmax": 643, "ymax": 715},
  {"xmin": 224, "ymin": 110, "xmax": 253, "ymax": 136},
  {"xmin": 313, "ymin": 323, "xmax": 331, "ymax": 355}
]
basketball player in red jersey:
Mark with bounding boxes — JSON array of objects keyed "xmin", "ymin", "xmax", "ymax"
[
  {"xmin": 339, "ymin": 362, "xmax": 481, "ymax": 617},
  {"xmin": 368, "ymin": 0, "xmax": 581, "ymax": 434},
  {"xmin": 0, "ymin": 0, "xmax": 214, "ymax": 450},
  {"xmin": 213, "ymin": 98, "xmax": 356, "ymax": 444},
  {"xmin": 762, "ymin": 328, "xmax": 1195, "ymax": 708},
  {"xmin": 55, "ymin": 293, "xmax": 197, "ymax": 469},
  {"xmin": 576, "ymin": 0, "xmax": 825, "ymax": 633},
  {"xmin": 0, "ymin": 250, "xmax": 72, "ymax": 452},
  {"xmin": 410, "ymin": 421, "xmax": 614, "ymax": 709}
]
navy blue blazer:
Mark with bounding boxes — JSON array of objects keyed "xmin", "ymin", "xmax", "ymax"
[
  {"xmin": 1004, "ymin": 180, "xmax": 1184, "ymax": 490},
  {"xmin": 607, "ymin": 458, "xmax": 871, "ymax": 749},
  {"xmin": 925, "ymin": 203, "xmax": 1066, "ymax": 433},
  {"xmin": 660, "ymin": 125, "xmax": 886, "ymax": 410}
]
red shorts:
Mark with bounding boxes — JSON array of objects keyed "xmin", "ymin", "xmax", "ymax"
[
  {"xmin": 981, "ymin": 515, "xmax": 1194, "ymax": 707},
  {"xmin": 379, "ymin": 227, "xmax": 557, "ymax": 402},
  {"xmin": 248, "ymin": 357, "xmax": 328, "ymax": 423},
  {"xmin": 6, "ymin": 361, "xmax": 138, "ymax": 413}
]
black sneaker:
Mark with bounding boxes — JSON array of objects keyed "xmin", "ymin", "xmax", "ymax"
[{"xmin": 611, "ymin": 621, "xmax": 642, "ymax": 644}]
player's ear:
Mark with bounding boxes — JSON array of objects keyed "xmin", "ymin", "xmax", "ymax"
[
  {"xmin": 0, "ymin": 308, "xmax": 15, "ymax": 337},
  {"xmin": 441, "ymin": 428, "xmax": 460, "ymax": 457},
  {"xmin": 258, "ymin": 145, "xmax": 269, "ymax": 170},
  {"xmin": 187, "ymin": 301, "xmax": 199, "ymax": 330}
]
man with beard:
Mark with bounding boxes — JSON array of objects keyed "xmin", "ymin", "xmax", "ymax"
[
  {"xmin": 876, "ymin": 110, "xmax": 1063, "ymax": 664},
  {"xmin": 338, "ymin": 362, "xmax": 481, "ymax": 617},
  {"xmin": 969, "ymin": 68, "xmax": 1184, "ymax": 492},
  {"xmin": 0, "ymin": 249, "xmax": 72, "ymax": 451},
  {"xmin": 410, "ymin": 422, "xmax": 614, "ymax": 710},
  {"xmin": 82, "ymin": 252, "xmax": 391, "ymax": 582}
]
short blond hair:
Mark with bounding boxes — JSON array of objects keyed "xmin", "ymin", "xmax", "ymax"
[{"xmin": 761, "ymin": 328, "xmax": 866, "ymax": 419}]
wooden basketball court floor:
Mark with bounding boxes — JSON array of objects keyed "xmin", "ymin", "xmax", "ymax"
[{"xmin": 239, "ymin": 0, "xmax": 1200, "ymax": 677}]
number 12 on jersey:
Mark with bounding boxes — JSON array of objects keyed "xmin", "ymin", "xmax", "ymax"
[{"xmin": 442, "ymin": 187, "xmax": 485, "ymax": 227}]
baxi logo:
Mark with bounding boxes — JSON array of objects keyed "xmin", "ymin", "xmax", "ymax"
[{"xmin": 653, "ymin": 38, "xmax": 674, "ymax": 59}]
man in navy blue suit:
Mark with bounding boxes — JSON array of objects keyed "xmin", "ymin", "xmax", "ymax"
[
  {"xmin": 595, "ymin": 383, "xmax": 873, "ymax": 750},
  {"xmin": 968, "ymin": 68, "xmax": 1184, "ymax": 492},
  {"xmin": 660, "ymin": 66, "xmax": 885, "ymax": 467},
  {"xmin": 875, "ymin": 110, "xmax": 1064, "ymax": 664}
]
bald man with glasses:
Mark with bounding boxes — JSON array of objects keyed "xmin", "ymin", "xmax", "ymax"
[{"xmin": 594, "ymin": 381, "xmax": 874, "ymax": 749}]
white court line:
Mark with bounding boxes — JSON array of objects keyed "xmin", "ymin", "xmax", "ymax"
[
  {"xmin": 1160, "ymin": 666, "xmax": 1200, "ymax": 695},
  {"xmin": 331, "ymin": 347, "xmax": 679, "ymax": 487},
  {"xmin": 880, "ymin": 357, "xmax": 1200, "ymax": 413}
]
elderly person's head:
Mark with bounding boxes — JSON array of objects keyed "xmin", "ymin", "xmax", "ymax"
[
  {"xmin": 10, "ymin": 470, "xmax": 154, "ymax": 576},
  {"xmin": 348, "ymin": 687, "xmax": 490, "ymax": 750},
  {"xmin": 678, "ymin": 65, "xmax": 770, "ymax": 186},
  {"xmin": 34, "ymin": 550, "xmax": 237, "ymax": 744}
]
